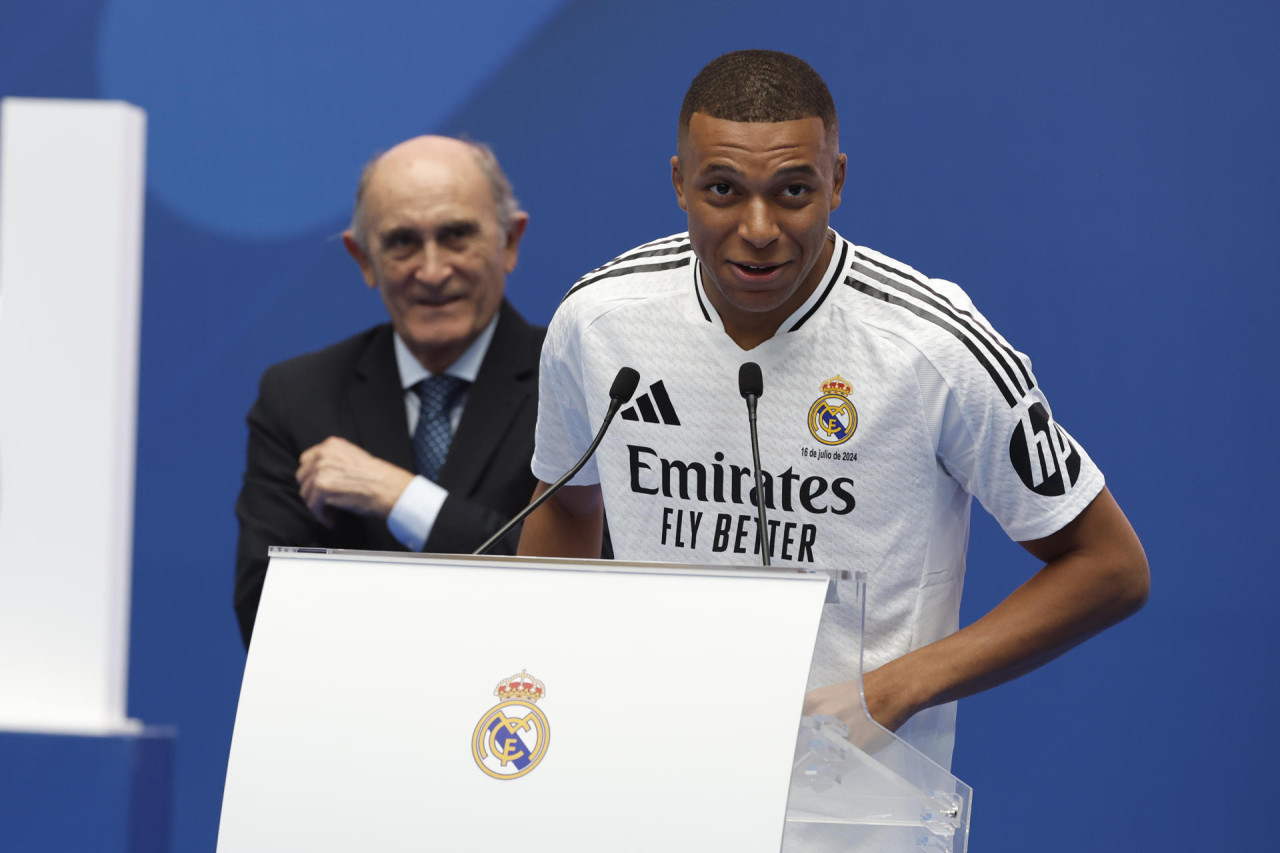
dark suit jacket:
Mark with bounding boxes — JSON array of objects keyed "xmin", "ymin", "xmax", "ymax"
[{"xmin": 234, "ymin": 301, "xmax": 544, "ymax": 647}]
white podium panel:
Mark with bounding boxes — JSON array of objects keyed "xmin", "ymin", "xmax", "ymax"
[
  {"xmin": 0, "ymin": 98, "xmax": 146, "ymax": 733},
  {"xmin": 219, "ymin": 551, "xmax": 831, "ymax": 853}
]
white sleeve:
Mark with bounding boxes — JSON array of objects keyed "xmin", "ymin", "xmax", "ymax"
[
  {"xmin": 924, "ymin": 282, "xmax": 1105, "ymax": 542},
  {"xmin": 531, "ymin": 302, "xmax": 600, "ymax": 486}
]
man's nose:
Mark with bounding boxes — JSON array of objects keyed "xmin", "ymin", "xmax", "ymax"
[
  {"xmin": 738, "ymin": 198, "xmax": 780, "ymax": 248},
  {"xmin": 414, "ymin": 242, "xmax": 450, "ymax": 286}
]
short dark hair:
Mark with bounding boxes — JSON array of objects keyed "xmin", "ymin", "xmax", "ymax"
[{"xmin": 679, "ymin": 50, "xmax": 838, "ymax": 140}]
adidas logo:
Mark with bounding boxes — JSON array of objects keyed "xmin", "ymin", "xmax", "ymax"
[{"xmin": 620, "ymin": 380, "xmax": 681, "ymax": 426}]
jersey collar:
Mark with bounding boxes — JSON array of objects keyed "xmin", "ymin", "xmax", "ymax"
[{"xmin": 691, "ymin": 229, "xmax": 849, "ymax": 337}]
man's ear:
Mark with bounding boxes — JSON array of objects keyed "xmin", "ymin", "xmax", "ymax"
[
  {"xmin": 671, "ymin": 155, "xmax": 688, "ymax": 212},
  {"xmin": 830, "ymin": 152, "xmax": 848, "ymax": 213},
  {"xmin": 503, "ymin": 212, "xmax": 530, "ymax": 274},
  {"xmin": 342, "ymin": 231, "xmax": 378, "ymax": 288}
]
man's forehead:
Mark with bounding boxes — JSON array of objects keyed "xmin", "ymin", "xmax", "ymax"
[
  {"xmin": 682, "ymin": 113, "xmax": 836, "ymax": 165},
  {"xmin": 364, "ymin": 148, "xmax": 491, "ymax": 222},
  {"xmin": 684, "ymin": 111, "xmax": 832, "ymax": 136},
  {"xmin": 369, "ymin": 149, "xmax": 478, "ymax": 194}
]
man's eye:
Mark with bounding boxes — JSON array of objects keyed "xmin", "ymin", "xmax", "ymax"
[
  {"xmin": 782, "ymin": 184, "xmax": 810, "ymax": 198},
  {"xmin": 382, "ymin": 232, "xmax": 419, "ymax": 251},
  {"xmin": 439, "ymin": 224, "xmax": 478, "ymax": 245},
  {"xmin": 707, "ymin": 182, "xmax": 733, "ymax": 196}
]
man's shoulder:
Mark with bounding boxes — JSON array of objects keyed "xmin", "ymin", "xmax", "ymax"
[
  {"xmin": 835, "ymin": 239, "xmax": 1033, "ymax": 405},
  {"xmin": 492, "ymin": 300, "xmax": 547, "ymax": 356},
  {"xmin": 561, "ymin": 232, "xmax": 696, "ymax": 305},
  {"xmin": 834, "ymin": 240, "xmax": 988, "ymax": 340},
  {"xmin": 846, "ymin": 242, "xmax": 936, "ymax": 291},
  {"xmin": 844, "ymin": 242, "xmax": 974, "ymax": 307},
  {"xmin": 260, "ymin": 324, "xmax": 392, "ymax": 386}
]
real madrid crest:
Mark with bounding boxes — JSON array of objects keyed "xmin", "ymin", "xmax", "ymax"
[
  {"xmin": 808, "ymin": 374, "xmax": 858, "ymax": 445},
  {"xmin": 472, "ymin": 670, "xmax": 551, "ymax": 780}
]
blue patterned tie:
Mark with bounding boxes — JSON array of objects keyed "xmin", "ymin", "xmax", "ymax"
[{"xmin": 413, "ymin": 375, "xmax": 468, "ymax": 482}]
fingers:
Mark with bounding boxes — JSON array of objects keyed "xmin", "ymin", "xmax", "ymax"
[
  {"xmin": 297, "ymin": 436, "xmax": 362, "ymax": 477},
  {"xmin": 295, "ymin": 436, "xmax": 412, "ymax": 521},
  {"xmin": 804, "ymin": 681, "xmax": 897, "ymax": 755},
  {"xmin": 297, "ymin": 448, "xmax": 334, "ymax": 526},
  {"xmin": 297, "ymin": 437, "xmax": 366, "ymax": 525}
]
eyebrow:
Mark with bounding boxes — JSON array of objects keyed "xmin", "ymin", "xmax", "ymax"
[
  {"xmin": 436, "ymin": 219, "xmax": 480, "ymax": 235},
  {"xmin": 378, "ymin": 219, "xmax": 480, "ymax": 244},
  {"xmin": 699, "ymin": 163, "xmax": 819, "ymax": 179},
  {"xmin": 379, "ymin": 225, "xmax": 420, "ymax": 244}
]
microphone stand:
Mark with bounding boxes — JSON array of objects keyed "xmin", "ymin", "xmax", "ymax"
[
  {"xmin": 738, "ymin": 362, "xmax": 771, "ymax": 566},
  {"xmin": 472, "ymin": 367, "xmax": 640, "ymax": 556}
]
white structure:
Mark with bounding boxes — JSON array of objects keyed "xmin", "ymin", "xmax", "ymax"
[
  {"xmin": 220, "ymin": 550, "xmax": 971, "ymax": 852},
  {"xmin": 0, "ymin": 98, "xmax": 147, "ymax": 733},
  {"xmin": 220, "ymin": 551, "xmax": 831, "ymax": 853}
]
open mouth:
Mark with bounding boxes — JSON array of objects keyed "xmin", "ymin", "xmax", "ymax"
[{"xmin": 730, "ymin": 261, "xmax": 788, "ymax": 282}]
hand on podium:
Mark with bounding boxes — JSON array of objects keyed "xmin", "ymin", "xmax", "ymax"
[{"xmin": 802, "ymin": 671, "xmax": 903, "ymax": 755}]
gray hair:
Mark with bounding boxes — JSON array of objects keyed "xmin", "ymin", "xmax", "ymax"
[{"xmin": 348, "ymin": 137, "xmax": 520, "ymax": 250}]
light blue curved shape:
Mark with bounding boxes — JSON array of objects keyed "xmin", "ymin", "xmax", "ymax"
[{"xmin": 96, "ymin": 0, "xmax": 568, "ymax": 240}]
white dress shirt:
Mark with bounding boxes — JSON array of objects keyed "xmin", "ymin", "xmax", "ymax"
[{"xmin": 385, "ymin": 315, "xmax": 499, "ymax": 550}]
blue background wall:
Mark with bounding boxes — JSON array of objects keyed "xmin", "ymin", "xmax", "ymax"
[{"xmin": 2, "ymin": 1, "xmax": 1277, "ymax": 850}]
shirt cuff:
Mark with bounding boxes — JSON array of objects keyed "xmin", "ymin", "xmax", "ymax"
[{"xmin": 386, "ymin": 475, "xmax": 447, "ymax": 551}]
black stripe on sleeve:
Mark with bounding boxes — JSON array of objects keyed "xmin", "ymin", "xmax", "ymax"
[
  {"xmin": 845, "ymin": 276, "xmax": 1019, "ymax": 407},
  {"xmin": 850, "ymin": 261, "xmax": 1030, "ymax": 399},
  {"xmin": 634, "ymin": 233, "xmax": 691, "ymax": 252},
  {"xmin": 563, "ymin": 256, "xmax": 693, "ymax": 301},
  {"xmin": 583, "ymin": 240, "xmax": 692, "ymax": 278},
  {"xmin": 853, "ymin": 251, "xmax": 1034, "ymax": 391}
]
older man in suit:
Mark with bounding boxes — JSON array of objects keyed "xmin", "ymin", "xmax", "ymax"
[{"xmin": 234, "ymin": 136, "xmax": 543, "ymax": 648}]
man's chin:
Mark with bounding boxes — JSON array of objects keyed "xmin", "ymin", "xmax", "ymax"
[
  {"xmin": 402, "ymin": 305, "xmax": 466, "ymax": 334},
  {"xmin": 397, "ymin": 319, "xmax": 475, "ymax": 363}
]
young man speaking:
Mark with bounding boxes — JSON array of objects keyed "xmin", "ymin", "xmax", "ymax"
[{"xmin": 519, "ymin": 50, "xmax": 1147, "ymax": 779}]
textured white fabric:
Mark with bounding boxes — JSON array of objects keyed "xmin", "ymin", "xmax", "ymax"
[{"xmin": 534, "ymin": 230, "xmax": 1105, "ymax": 769}]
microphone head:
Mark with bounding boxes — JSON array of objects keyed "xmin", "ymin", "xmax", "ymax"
[
  {"xmin": 609, "ymin": 367, "xmax": 641, "ymax": 403},
  {"xmin": 738, "ymin": 362, "xmax": 763, "ymax": 399}
]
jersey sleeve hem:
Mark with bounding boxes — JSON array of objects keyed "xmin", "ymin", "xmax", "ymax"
[
  {"xmin": 997, "ymin": 468, "xmax": 1106, "ymax": 543},
  {"xmin": 530, "ymin": 458, "xmax": 601, "ymax": 487}
]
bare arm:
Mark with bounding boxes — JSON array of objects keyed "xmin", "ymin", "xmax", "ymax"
[
  {"xmin": 516, "ymin": 481, "xmax": 606, "ymax": 559},
  {"xmin": 806, "ymin": 486, "xmax": 1150, "ymax": 731}
]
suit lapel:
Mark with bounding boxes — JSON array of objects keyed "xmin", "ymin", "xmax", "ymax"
[
  {"xmin": 347, "ymin": 325, "xmax": 417, "ymax": 474},
  {"xmin": 437, "ymin": 302, "xmax": 538, "ymax": 497}
]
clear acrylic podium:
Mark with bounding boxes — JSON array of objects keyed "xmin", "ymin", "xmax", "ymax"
[
  {"xmin": 785, "ymin": 571, "xmax": 971, "ymax": 852},
  {"xmin": 219, "ymin": 549, "xmax": 970, "ymax": 852}
]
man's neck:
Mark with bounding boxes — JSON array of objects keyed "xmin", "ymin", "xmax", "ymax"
[
  {"xmin": 715, "ymin": 235, "xmax": 836, "ymax": 351},
  {"xmin": 393, "ymin": 312, "xmax": 501, "ymax": 388}
]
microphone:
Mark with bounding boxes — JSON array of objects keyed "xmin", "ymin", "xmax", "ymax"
[
  {"xmin": 472, "ymin": 366, "xmax": 641, "ymax": 556},
  {"xmin": 738, "ymin": 362, "xmax": 771, "ymax": 566}
]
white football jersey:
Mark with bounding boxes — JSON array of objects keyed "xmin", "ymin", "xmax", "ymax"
[{"xmin": 533, "ymin": 230, "xmax": 1104, "ymax": 768}]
